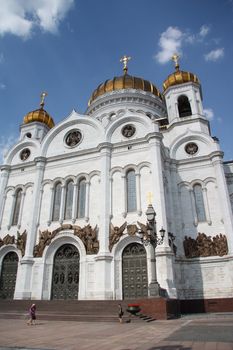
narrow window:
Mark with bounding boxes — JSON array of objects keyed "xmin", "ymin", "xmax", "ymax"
[
  {"xmin": 126, "ymin": 170, "xmax": 137, "ymax": 212},
  {"xmin": 77, "ymin": 179, "xmax": 86, "ymax": 218},
  {"xmin": 178, "ymin": 95, "xmax": 192, "ymax": 117},
  {"xmin": 52, "ymin": 183, "xmax": 62, "ymax": 221},
  {"xmin": 64, "ymin": 181, "xmax": 74, "ymax": 220},
  {"xmin": 193, "ymin": 184, "xmax": 206, "ymax": 222},
  {"xmin": 12, "ymin": 189, "xmax": 22, "ymax": 226}
]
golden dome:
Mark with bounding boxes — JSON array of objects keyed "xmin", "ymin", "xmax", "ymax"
[
  {"xmin": 23, "ymin": 92, "xmax": 54, "ymax": 129},
  {"xmin": 23, "ymin": 108, "xmax": 55, "ymax": 129},
  {"xmin": 163, "ymin": 70, "xmax": 200, "ymax": 91},
  {"xmin": 88, "ymin": 74, "xmax": 162, "ymax": 106},
  {"xmin": 163, "ymin": 54, "xmax": 200, "ymax": 91}
]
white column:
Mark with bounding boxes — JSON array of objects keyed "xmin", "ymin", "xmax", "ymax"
[
  {"xmin": 189, "ymin": 188, "xmax": 198, "ymax": 226},
  {"xmin": 24, "ymin": 157, "xmax": 46, "ymax": 258},
  {"xmin": 85, "ymin": 180, "xmax": 90, "ymax": 222},
  {"xmin": 72, "ymin": 183, "xmax": 78, "ymax": 223},
  {"xmin": 135, "ymin": 172, "xmax": 142, "ymax": 215},
  {"xmin": 0, "ymin": 165, "xmax": 10, "ymax": 229},
  {"xmin": 17, "ymin": 189, "xmax": 26, "ymax": 229},
  {"xmin": 15, "ymin": 157, "xmax": 46, "ymax": 299},
  {"xmin": 59, "ymin": 185, "xmax": 66, "ymax": 224},
  {"xmin": 203, "ymin": 187, "xmax": 211, "ymax": 225},
  {"xmin": 148, "ymin": 131, "xmax": 177, "ymax": 298},
  {"xmin": 47, "ymin": 186, "xmax": 54, "ymax": 226},
  {"xmin": 98, "ymin": 143, "xmax": 111, "ymax": 253},
  {"xmin": 149, "ymin": 135, "xmax": 169, "ymax": 247},
  {"xmin": 7, "ymin": 192, "xmax": 15, "ymax": 230},
  {"xmin": 109, "ymin": 177, "xmax": 113, "ymax": 218},
  {"xmin": 170, "ymin": 163, "xmax": 183, "ymax": 255},
  {"xmin": 121, "ymin": 174, "xmax": 127, "ymax": 218},
  {"xmin": 94, "ymin": 143, "xmax": 113, "ymax": 300},
  {"xmin": 211, "ymin": 153, "xmax": 233, "ymax": 254}
]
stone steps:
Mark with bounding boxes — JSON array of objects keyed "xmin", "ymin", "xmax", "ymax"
[{"xmin": 0, "ymin": 300, "xmax": 154, "ymax": 323}]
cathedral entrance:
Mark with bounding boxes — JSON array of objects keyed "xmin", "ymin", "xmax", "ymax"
[
  {"xmin": 122, "ymin": 243, "xmax": 148, "ymax": 299},
  {"xmin": 51, "ymin": 244, "xmax": 80, "ymax": 300},
  {"xmin": 0, "ymin": 252, "xmax": 18, "ymax": 299}
]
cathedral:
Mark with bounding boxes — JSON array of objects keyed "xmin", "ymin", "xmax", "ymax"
[{"xmin": 0, "ymin": 55, "xmax": 233, "ymax": 308}]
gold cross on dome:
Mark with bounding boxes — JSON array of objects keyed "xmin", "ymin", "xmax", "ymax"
[
  {"xmin": 120, "ymin": 55, "xmax": 131, "ymax": 74},
  {"xmin": 147, "ymin": 192, "xmax": 153, "ymax": 205},
  {"xmin": 171, "ymin": 53, "xmax": 180, "ymax": 71},
  {"xmin": 40, "ymin": 92, "xmax": 48, "ymax": 108}
]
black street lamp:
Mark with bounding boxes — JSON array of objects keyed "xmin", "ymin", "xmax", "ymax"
[
  {"xmin": 139, "ymin": 204, "xmax": 165, "ymax": 248},
  {"xmin": 138, "ymin": 204, "xmax": 166, "ymax": 297}
]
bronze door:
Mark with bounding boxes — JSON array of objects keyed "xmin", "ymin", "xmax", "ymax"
[
  {"xmin": 51, "ymin": 244, "xmax": 80, "ymax": 300},
  {"xmin": 122, "ymin": 243, "xmax": 148, "ymax": 299},
  {"xmin": 0, "ymin": 252, "xmax": 18, "ymax": 299}
]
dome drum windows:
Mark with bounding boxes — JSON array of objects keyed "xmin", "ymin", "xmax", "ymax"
[{"xmin": 178, "ymin": 95, "xmax": 192, "ymax": 118}]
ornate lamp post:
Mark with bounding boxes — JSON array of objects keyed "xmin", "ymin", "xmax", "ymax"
[{"xmin": 138, "ymin": 204, "xmax": 165, "ymax": 297}]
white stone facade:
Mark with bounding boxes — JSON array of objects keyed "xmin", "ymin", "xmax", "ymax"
[{"xmin": 0, "ymin": 70, "xmax": 233, "ymax": 301}]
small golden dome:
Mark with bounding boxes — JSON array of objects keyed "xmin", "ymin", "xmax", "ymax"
[
  {"xmin": 23, "ymin": 108, "xmax": 55, "ymax": 129},
  {"xmin": 23, "ymin": 92, "xmax": 54, "ymax": 129},
  {"xmin": 88, "ymin": 74, "xmax": 162, "ymax": 106},
  {"xmin": 163, "ymin": 54, "xmax": 200, "ymax": 91},
  {"xmin": 163, "ymin": 70, "xmax": 200, "ymax": 91}
]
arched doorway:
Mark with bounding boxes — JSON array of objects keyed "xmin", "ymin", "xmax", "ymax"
[
  {"xmin": 0, "ymin": 252, "xmax": 18, "ymax": 299},
  {"xmin": 51, "ymin": 244, "xmax": 80, "ymax": 300},
  {"xmin": 122, "ymin": 243, "xmax": 148, "ymax": 299}
]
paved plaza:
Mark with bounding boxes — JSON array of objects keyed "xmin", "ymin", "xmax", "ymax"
[{"xmin": 0, "ymin": 314, "xmax": 233, "ymax": 350}]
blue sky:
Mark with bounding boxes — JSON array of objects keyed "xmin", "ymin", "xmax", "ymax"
[{"xmin": 0, "ymin": 0, "xmax": 233, "ymax": 162}]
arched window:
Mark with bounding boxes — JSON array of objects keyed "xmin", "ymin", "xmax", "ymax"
[
  {"xmin": 12, "ymin": 189, "xmax": 22, "ymax": 226},
  {"xmin": 77, "ymin": 179, "xmax": 86, "ymax": 218},
  {"xmin": 64, "ymin": 181, "xmax": 74, "ymax": 220},
  {"xmin": 52, "ymin": 182, "xmax": 62, "ymax": 221},
  {"xmin": 126, "ymin": 170, "xmax": 136, "ymax": 212},
  {"xmin": 193, "ymin": 184, "xmax": 206, "ymax": 222},
  {"xmin": 178, "ymin": 95, "xmax": 192, "ymax": 117}
]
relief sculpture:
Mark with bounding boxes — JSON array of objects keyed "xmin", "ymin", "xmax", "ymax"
[
  {"xmin": 0, "ymin": 234, "xmax": 15, "ymax": 247},
  {"xmin": 183, "ymin": 232, "xmax": 228, "ymax": 258},
  {"xmin": 109, "ymin": 222, "xmax": 127, "ymax": 251},
  {"xmin": 0, "ymin": 231, "xmax": 27, "ymax": 257},
  {"xmin": 34, "ymin": 224, "xmax": 99, "ymax": 257},
  {"xmin": 17, "ymin": 230, "xmax": 27, "ymax": 257}
]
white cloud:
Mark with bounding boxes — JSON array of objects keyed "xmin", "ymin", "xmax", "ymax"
[
  {"xmin": 0, "ymin": 134, "xmax": 16, "ymax": 163},
  {"xmin": 155, "ymin": 26, "xmax": 184, "ymax": 64},
  {"xmin": 204, "ymin": 48, "xmax": 224, "ymax": 62},
  {"xmin": 203, "ymin": 108, "xmax": 214, "ymax": 121},
  {"xmin": 199, "ymin": 25, "xmax": 210, "ymax": 38},
  {"xmin": 0, "ymin": 0, "xmax": 74, "ymax": 39},
  {"xmin": 155, "ymin": 24, "xmax": 211, "ymax": 64}
]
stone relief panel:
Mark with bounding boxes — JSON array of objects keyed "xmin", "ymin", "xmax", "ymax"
[
  {"xmin": 34, "ymin": 224, "xmax": 99, "ymax": 257},
  {"xmin": 183, "ymin": 232, "xmax": 228, "ymax": 258},
  {"xmin": 0, "ymin": 230, "xmax": 27, "ymax": 257}
]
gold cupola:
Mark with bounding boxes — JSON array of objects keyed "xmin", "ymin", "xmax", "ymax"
[
  {"xmin": 88, "ymin": 55, "xmax": 162, "ymax": 106},
  {"xmin": 23, "ymin": 92, "xmax": 55, "ymax": 129},
  {"xmin": 163, "ymin": 54, "xmax": 200, "ymax": 92}
]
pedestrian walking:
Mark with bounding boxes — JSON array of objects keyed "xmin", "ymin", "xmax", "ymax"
[
  {"xmin": 27, "ymin": 303, "xmax": 36, "ymax": 325},
  {"xmin": 118, "ymin": 303, "xmax": 124, "ymax": 323}
]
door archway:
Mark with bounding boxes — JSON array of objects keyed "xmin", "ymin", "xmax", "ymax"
[
  {"xmin": 122, "ymin": 243, "xmax": 148, "ymax": 299},
  {"xmin": 0, "ymin": 252, "xmax": 18, "ymax": 299},
  {"xmin": 51, "ymin": 244, "xmax": 80, "ymax": 300}
]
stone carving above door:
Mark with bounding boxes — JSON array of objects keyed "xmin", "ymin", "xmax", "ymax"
[
  {"xmin": 0, "ymin": 230, "xmax": 27, "ymax": 257},
  {"xmin": 109, "ymin": 221, "xmax": 148, "ymax": 251},
  {"xmin": 33, "ymin": 224, "xmax": 99, "ymax": 257},
  {"xmin": 183, "ymin": 232, "xmax": 228, "ymax": 258}
]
